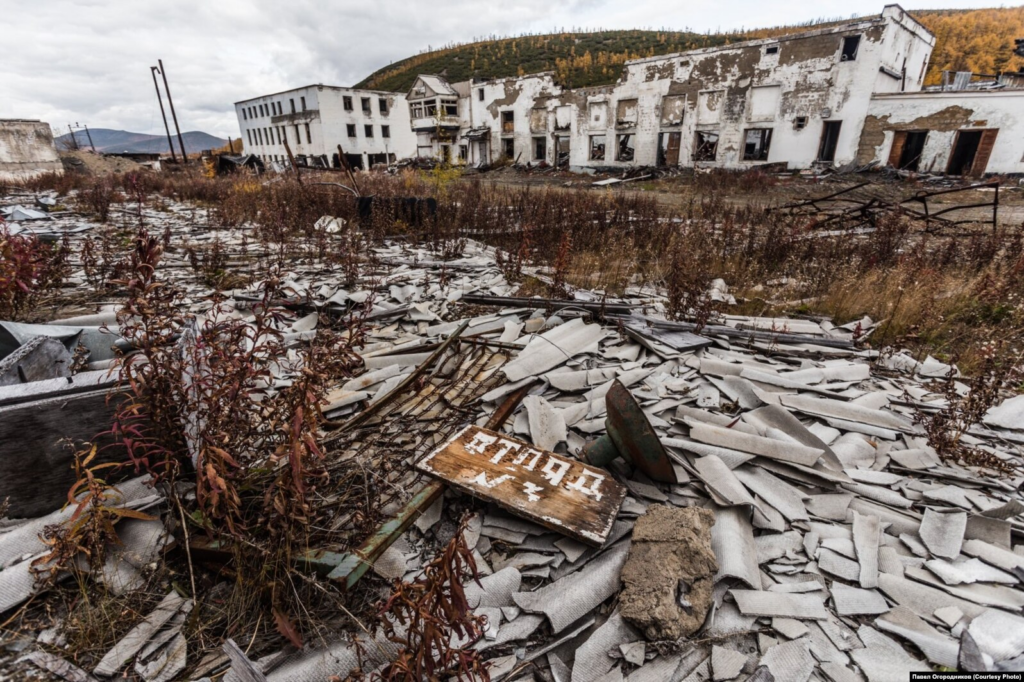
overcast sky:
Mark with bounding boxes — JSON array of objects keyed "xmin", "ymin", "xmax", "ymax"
[{"xmin": 1, "ymin": 0, "xmax": 1013, "ymax": 139}]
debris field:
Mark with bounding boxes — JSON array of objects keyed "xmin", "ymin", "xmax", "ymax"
[{"xmin": 1, "ymin": 182, "xmax": 1024, "ymax": 682}]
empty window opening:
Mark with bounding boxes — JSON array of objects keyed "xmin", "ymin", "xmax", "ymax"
[
  {"xmin": 743, "ymin": 129, "xmax": 773, "ymax": 161},
  {"xmin": 347, "ymin": 124, "xmax": 357, "ymax": 137},
  {"xmin": 694, "ymin": 131, "xmax": 719, "ymax": 162},
  {"xmin": 554, "ymin": 136, "xmax": 571, "ymax": 167},
  {"xmin": 590, "ymin": 135, "xmax": 606, "ymax": 161},
  {"xmin": 501, "ymin": 111, "xmax": 515, "ymax": 134},
  {"xmin": 888, "ymin": 131, "xmax": 928, "ymax": 171},
  {"xmin": 794, "ymin": 116, "xmax": 808, "ymax": 130},
  {"xmin": 379, "ymin": 98, "xmax": 388, "ymax": 115},
  {"xmin": 440, "ymin": 145, "xmax": 451, "ymax": 163},
  {"xmin": 459, "ymin": 144, "xmax": 468, "ymax": 161},
  {"xmin": 443, "ymin": 99, "xmax": 458, "ymax": 116},
  {"xmin": 817, "ymin": 121, "xmax": 842, "ymax": 162},
  {"xmin": 765, "ymin": 44, "xmax": 779, "ymax": 55},
  {"xmin": 343, "ymin": 96, "xmax": 353, "ymax": 111},
  {"xmin": 534, "ymin": 136, "xmax": 546, "ymax": 161},
  {"xmin": 257, "ymin": 129, "xmax": 264, "ymax": 145},
  {"xmin": 304, "ymin": 123, "xmax": 311, "ymax": 144},
  {"xmin": 242, "ymin": 109, "xmax": 247, "ymax": 121},
  {"xmin": 290, "ymin": 98, "xmax": 296, "ymax": 114},
  {"xmin": 502, "ymin": 138, "xmax": 515, "ymax": 159},
  {"xmin": 277, "ymin": 127, "xmax": 284, "ymax": 144},
  {"xmin": 478, "ymin": 89, "xmax": 485, "ymax": 101},
  {"xmin": 425, "ymin": 101, "xmax": 437, "ymax": 117},
  {"xmin": 294, "ymin": 125, "xmax": 301, "ymax": 144},
  {"xmin": 362, "ymin": 97, "xmax": 372, "ymax": 114},
  {"xmin": 616, "ymin": 134, "xmax": 635, "ymax": 162},
  {"xmin": 382, "ymin": 125, "xmax": 390, "ymax": 138},
  {"xmin": 841, "ymin": 35, "xmax": 861, "ymax": 61},
  {"xmin": 301, "ymin": 96, "xmax": 307, "ymax": 111},
  {"xmin": 658, "ymin": 131, "xmax": 681, "ymax": 167},
  {"xmin": 364, "ymin": 124, "xmax": 374, "ymax": 138},
  {"xmin": 247, "ymin": 130, "xmax": 253, "ymax": 145}
]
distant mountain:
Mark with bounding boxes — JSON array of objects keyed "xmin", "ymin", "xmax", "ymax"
[
  {"xmin": 357, "ymin": 7, "xmax": 1024, "ymax": 92},
  {"xmin": 56, "ymin": 129, "xmax": 227, "ymax": 155}
]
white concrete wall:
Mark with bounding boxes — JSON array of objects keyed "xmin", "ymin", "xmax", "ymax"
[
  {"xmin": 864, "ymin": 91, "xmax": 1024, "ymax": 175},
  {"xmin": 0, "ymin": 120, "xmax": 63, "ymax": 182},
  {"xmin": 235, "ymin": 85, "xmax": 416, "ymax": 168}
]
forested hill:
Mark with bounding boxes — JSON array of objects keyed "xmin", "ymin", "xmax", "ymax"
[{"xmin": 356, "ymin": 7, "xmax": 1024, "ymax": 92}]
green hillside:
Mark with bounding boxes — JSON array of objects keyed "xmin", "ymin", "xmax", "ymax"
[{"xmin": 356, "ymin": 7, "xmax": 1024, "ymax": 92}]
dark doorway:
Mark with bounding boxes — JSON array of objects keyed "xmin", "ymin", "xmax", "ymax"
[
  {"xmin": 888, "ymin": 131, "xmax": 928, "ymax": 171},
  {"xmin": 817, "ymin": 121, "xmax": 842, "ymax": 163},
  {"xmin": 658, "ymin": 132, "xmax": 681, "ymax": 166},
  {"xmin": 947, "ymin": 130, "xmax": 983, "ymax": 175}
]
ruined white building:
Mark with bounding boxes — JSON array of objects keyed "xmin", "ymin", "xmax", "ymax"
[
  {"xmin": 234, "ymin": 85, "xmax": 416, "ymax": 170},
  {"xmin": 0, "ymin": 120, "xmax": 63, "ymax": 182},
  {"xmin": 234, "ymin": 5, "xmax": 1022, "ymax": 176}
]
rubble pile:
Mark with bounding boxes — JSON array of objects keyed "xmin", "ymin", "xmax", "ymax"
[{"xmin": 1, "ymin": 188, "xmax": 1023, "ymax": 681}]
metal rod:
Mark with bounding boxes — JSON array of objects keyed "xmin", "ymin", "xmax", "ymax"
[
  {"xmin": 158, "ymin": 59, "xmax": 188, "ymax": 164},
  {"xmin": 151, "ymin": 66, "xmax": 178, "ymax": 163}
]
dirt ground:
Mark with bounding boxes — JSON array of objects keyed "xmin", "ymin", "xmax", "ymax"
[{"xmin": 60, "ymin": 149, "xmax": 146, "ymax": 175}]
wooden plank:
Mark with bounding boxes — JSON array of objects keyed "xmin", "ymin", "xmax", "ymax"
[
  {"xmin": 887, "ymin": 131, "xmax": 907, "ymax": 168},
  {"xmin": 972, "ymin": 129, "xmax": 999, "ymax": 176},
  {"xmin": 416, "ymin": 425, "xmax": 627, "ymax": 546},
  {"xmin": 0, "ymin": 388, "xmax": 124, "ymax": 517}
]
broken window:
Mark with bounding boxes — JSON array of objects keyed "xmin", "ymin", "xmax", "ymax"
[
  {"xmin": 295, "ymin": 124, "xmax": 301, "ymax": 144},
  {"xmin": 379, "ymin": 98, "xmax": 388, "ymax": 115},
  {"xmin": 290, "ymin": 98, "xmax": 296, "ymax": 114},
  {"xmin": 425, "ymin": 101, "xmax": 438, "ymax": 117},
  {"xmin": 794, "ymin": 116, "xmax": 808, "ymax": 130},
  {"xmin": 278, "ymin": 127, "xmax": 284, "ymax": 144},
  {"xmin": 616, "ymin": 134, "xmax": 635, "ymax": 162},
  {"xmin": 365, "ymin": 124, "xmax": 373, "ymax": 138},
  {"xmin": 743, "ymin": 129, "xmax": 773, "ymax": 161},
  {"xmin": 362, "ymin": 97, "xmax": 372, "ymax": 114},
  {"xmin": 534, "ymin": 137, "xmax": 546, "ymax": 161},
  {"xmin": 443, "ymin": 99, "xmax": 458, "ymax": 116},
  {"xmin": 411, "ymin": 103, "xmax": 424, "ymax": 119},
  {"xmin": 305, "ymin": 123, "xmax": 311, "ymax": 144},
  {"xmin": 765, "ymin": 44, "xmax": 779, "ymax": 55},
  {"xmin": 590, "ymin": 135, "xmax": 606, "ymax": 161},
  {"xmin": 257, "ymin": 129, "xmax": 263, "ymax": 145},
  {"xmin": 347, "ymin": 124, "xmax": 357, "ymax": 137},
  {"xmin": 841, "ymin": 35, "xmax": 861, "ymax": 62},
  {"xmin": 694, "ymin": 131, "xmax": 719, "ymax": 162},
  {"xmin": 501, "ymin": 111, "xmax": 515, "ymax": 134},
  {"xmin": 382, "ymin": 125, "xmax": 390, "ymax": 139},
  {"xmin": 459, "ymin": 144, "xmax": 468, "ymax": 160},
  {"xmin": 478, "ymin": 88, "xmax": 485, "ymax": 101},
  {"xmin": 343, "ymin": 96, "xmax": 353, "ymax": 111},
  {"xmin": 242, "ymin": 108, "xmax": 247, "ymax": 121},
  {"xmin": 616, "ymin": 99, "xmax": 638, "ymax": 128},
  {"xmin": 301, "ymin": 96, "xmax": 307, "ymax": 111},
  {"xmin": 247, "ymin": 130, "xmax": 253, "ymax": 145},
  {"xmin": 502, "ymin": 138, "xmax": 515, "ymax": 159}
]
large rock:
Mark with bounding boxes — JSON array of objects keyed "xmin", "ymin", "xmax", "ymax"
[{"xmin": 619, "ymin": 505, "xmax": 718, "ymax": 640}]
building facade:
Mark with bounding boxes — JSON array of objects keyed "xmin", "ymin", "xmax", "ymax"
[
  {"xmin": 0, "ymin": 120, "xmax": 63, "ymax": 182},
  {"xmin": 234, "ymin": 85, "xmax": 416, "ymax": 170}
]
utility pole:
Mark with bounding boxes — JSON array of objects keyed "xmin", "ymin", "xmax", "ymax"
[
  {"xmin": 157, "ymin": 59, "xmax": 188, "ymax": 164},
  {"xmin": 150, "ymin": 66, "xmax": 178, "ymax": 163},
  {"xmin": 82, "ymin": 124, "xmax": 97, "ymax": 153},
  {"xmin": 67, "ymin": 125, "xmax": 79, "ymax": 150}
]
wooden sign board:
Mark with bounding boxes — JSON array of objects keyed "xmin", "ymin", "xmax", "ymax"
[{"xmin": 416, "ymin": 425, "xmax": 627, "ymax": 546}]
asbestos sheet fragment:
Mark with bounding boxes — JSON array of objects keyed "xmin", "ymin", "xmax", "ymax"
[
  {"xmin": 806, "ymin": 494, "xmax": 853, "ymax": 521},
  {"xmin": 818, "ymin": 549, "xmax": 861, "ymax": 582},
  {"xmin": 905, "ymin": 566, "xmax": 1024, "ymax": 610},
  {"xmin": 849, "ymin": 645, "xmax": 928, "ymax": 681},
  {"xmin": 512, "ymin": 540, "xmax": 630, "ymax": 633},
  {"xmin": 919, "ymin": 509, "xmax": 966, "ymax": 559},
  {"xmin": 780, "ymin": 394, "xmax": 918, "ymax": 432},
  {"xmin": 830, "ymin": 583, "xmax": 889, "ymax": 616},
  {"xmin": 686, "ymin": 421, "xmax": 823, "ymax": 466},
  {"xmin": 852, "ymin": 511, "xmax": 880, "ymax": 588},
  {"xmin": 464, "ymin": 566, "xmax": 521, "ymax": 608},
  {"xmin": 962, "ymin": 539, "xmax": 1024, "ymax": 574},
  {"xmin": 730, "ymin": 590, "xmax": 827, "ymax": 620},
  {"xmin": 694, "ymin": 456, "xmax": 757, "ymax": 508},
  {"xmin": 875, "ymin": 606, "xmax": 958, "ymax": 669},
  {"xmin": 571, "ymin": 612, "xmax": 638, "ymax": 682},
  {"xmin": 523, "ymin": 394, "xmax": 567, "ymax": 451},
  {"xmin": 502, "ymin": 319, "xmax": 606, "ymax": 382},
  {"xmin": 710, "ymin": 645, "xmax": 746, "ymax": 681},
  {"xmin": 772, "ymin": 617, "xmax": 809, "ymax": 639},
  {"xmin": 967, "ymin": 608, "xmax": 1024, "ymax": 664},
  {"xmin": 924, "ymin": 557, "xmax": 1018, "ymax": 585},
  {"xmin": 732, "ymin": 467, "xmax": 808, "ymax": 522},
  {"xmin": 984, "ymin": 394, "xmax": 1024, "ymax": 431},
  {"xmin": 758, "ymin": 639, "xmax": 815, "ymax": 682},
  {"xmin": 710, "ymin": 504, "xmax": 761, "ymax": 589},
  {"xmin": 877, "ymin": 573, "xmax": 986, "ymax": 622},
  {"xmin": 619, "ymin": 506, "xmax": 718, "ymax": 639}
]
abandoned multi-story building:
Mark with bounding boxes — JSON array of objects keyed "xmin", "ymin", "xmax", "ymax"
[
  {"xmin": 0, "ymin": 120, "xmax": 63, "ymax": 182},
  {"xmin": 234, "ymin": 85, "xmax": 415, "ymax": 170},
  {"xmin": 236, "ymin": 5, "xmax": 1024, "ymax": 176}
]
